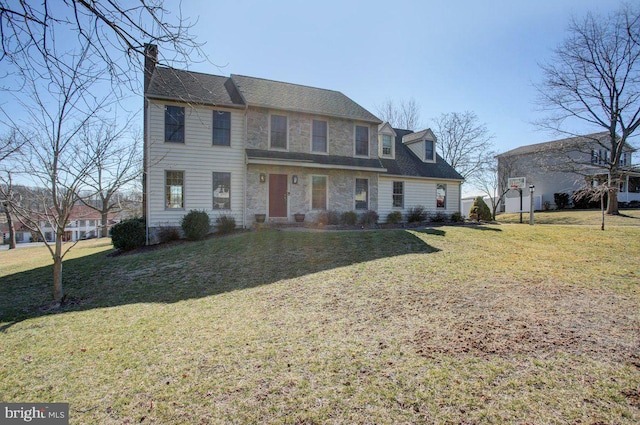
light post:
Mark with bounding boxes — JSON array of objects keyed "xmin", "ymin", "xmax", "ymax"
[{"xmin": 529, "ymin": 185, "xmax": 535, "ymax": 225}]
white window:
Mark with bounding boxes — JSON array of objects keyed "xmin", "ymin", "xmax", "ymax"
[
  {"xmin": 393, "ymin": 182, "xmax": 404, "ymax": 208},
  {"xmin": 355, "ymin": 179, "xmax": 368, "ymax": 210},
  {"xmin": 165, "ymin": 170, "xmax": 184, "ymax": 209},
  {"xmin": 355, "ymin": 125, "xmax": 369, "ymax": 156},
  {"xmin": 213, "ymin": 172, "xmax": 231, "ymax": 210},
  {"xmin": 270, "ymin": 115, "xmax": 287, "ymax": 149},
  {"xmin": 382, "ymin": 134, "xmax": 392, "ymax": 156},
  {"xmin": 312, "ymin": 119, "xmax": 328, "ymax": 153},
  {"xmin": 311, "ymin": 176, "xmax": 327, "ymax": 210},
  {"xmin": 425, "ymin": 140, "xmax": 434, "ymax": 161},
  {"xmin": 437, "ymin": 184, "xmax": 447, "ymax": 209}
]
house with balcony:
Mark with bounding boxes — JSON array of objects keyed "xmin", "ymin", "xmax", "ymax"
[
  {"xmin": 143, "ymin": 45, "xmax": 463, "ymax": 242},
  {"xmin": 497, "ymin": 132, "xmax": 638, "ymax": 212}
]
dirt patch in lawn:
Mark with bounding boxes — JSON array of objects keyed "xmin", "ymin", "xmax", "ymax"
[{"xmin": 413, "ymin": 282, "xmax": 640, "ymax": 363}]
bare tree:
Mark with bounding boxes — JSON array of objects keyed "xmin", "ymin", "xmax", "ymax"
[
  {"xmin": 77, "ymin": 121, "xmax": 142, "ymax": 237},
  {"xmin": 474, "ymin": 154, "xmax": 519, "ymax": 220},
  {"xmin": 0, "ymin": 172, "xmax": 18, "ymax": 249},
  {"xmin": 5, "ymin": 39, "xmax": 112, "ymax": 304},
  {"xmin": 536, "ymin": 4, "xmax": 640, "ymax": 215},
  {"xmin": 432, "ymin": 111, "xmax": 495, "ymax": 181},
  {"xmin": 0, "ymin": 0, "xmax": 204, "ymax": 92},
  {"xmin": 376, "ymin": 98, "xmax": 422, "ymax": 130}
]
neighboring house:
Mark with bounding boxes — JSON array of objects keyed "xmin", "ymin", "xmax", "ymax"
[
  {"xmin": 497, "ymin": 132, "xmax": 638, "ymax": 212},
  {"xmin": 40, "ymin": 205, "xmax": 116, "ymax": 242},
  {"xmin": 1, "ymin": 221, "xmax": 33, "ymax": 244},
  {"xmin": 143, "ymin": 45, "xmax": 463, "ymax": 242}
]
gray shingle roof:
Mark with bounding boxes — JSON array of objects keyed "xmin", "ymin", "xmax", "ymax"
[
  {"xmin": 146, "ymin": 67, "xmax": 244, "ymax": 107},
  {"xmin": 380, "ymin": 129, "xmax": 464, "ymax": 180},
  {"xmin": 246, "ymin": 149, "xmax": 386, "ymax": 171},
  {"xmin": 231, "ymin": 75, "xmax": 381, "ymax": 123},
  {"xmin": 497, "ymin": 132, "xmax": 611, "ymax": 157}
]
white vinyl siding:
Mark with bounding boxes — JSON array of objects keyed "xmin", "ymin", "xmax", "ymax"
[
  {"xmin": 378, "ymin": 177, "xmax": 461, "ymax": 221},
  {"xmin": 147, "ymin": 101, "xmax": 245, "ymax": 227}
]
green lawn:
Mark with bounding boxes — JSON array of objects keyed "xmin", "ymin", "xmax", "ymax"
[
  {"xmin": 497, "ymin": 208, "xmax": 640, "ymax": 226},
  {"xmin": 1, "ymin": 224, "xmax": 639, "ymax": 424}
]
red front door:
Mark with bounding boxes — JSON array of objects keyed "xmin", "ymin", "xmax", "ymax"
[{"xmin": 269, "ymin": 174, "xmax": 288, "ymax": 218}]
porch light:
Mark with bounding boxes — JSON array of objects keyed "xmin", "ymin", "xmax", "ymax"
[
  {"xmin": 292, "ymin": 175, "xmax": 298, "ymax": 184},
  {"xmin": 260, "ymin": 173, "xmax": 266, "ymax": 183}
]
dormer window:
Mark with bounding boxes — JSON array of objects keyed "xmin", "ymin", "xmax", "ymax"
[
  {"xmin": 425, "ymin": 140, "xmax": 434, "ymax": 161},
  {"xmin": 382, "ymin": 135, "xmax": 392, "ymax": 155}
]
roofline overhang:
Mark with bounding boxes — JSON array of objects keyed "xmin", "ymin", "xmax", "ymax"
[
  {"xmin": 380, "ymin": 173, "xmax": 465, "ymax": 182},
  {"xmin": 146, "ymin": 94, "xmax": 247, "ymax": 110},
  {"xmin": 246, "ymin": 157, "xmax": 387, "ymax": 172}
]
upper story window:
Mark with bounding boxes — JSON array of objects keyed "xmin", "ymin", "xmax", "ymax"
[
  {"xmin": 425, "ymin": 140, "xmax": 434, "ymax": 161},
  {"xmin": 355, "ymin": 178, "xmax": 368, "ymax": 210},
  {"xmin": 165, "ymin": 105, "xmax": 185, "ymax": 143},
  {"xmin": 213, "ymin": 111, "xmax": 231, "ymax": 146},
  {"xmin": 270, "ymin": 114, "xmax": 288, "ymax": 149},
  {"xmin": 312, "ymin": 120, "xmax": 328, "ymax": 153},
  {"xmin": 382, "ymin": 134, "xmax": 393, "ymax": 156},
  {"xmin": 620, "ymin": 152, "xmax": 629, "ymax": 166},
  {"xmin": 355, "ymin": 125, "xmax": 369, "ymax": 156},
  {"xmin": 165, "ymin": 170, "xmax": 184, "ymax": 209}
]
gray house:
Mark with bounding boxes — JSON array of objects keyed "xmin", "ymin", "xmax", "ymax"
[
  {"xmin": 497, "ymin": 132, "xmax": 638, "ymax": 211},
  {"xmin": 143, "ymin": 46, "xmax": 463, "ymax": 241}
]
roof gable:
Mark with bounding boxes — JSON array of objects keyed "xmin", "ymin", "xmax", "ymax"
[
  {"xmin": 402, "ymin": 128, "xmax": 436, "ymax": 144},
  {"xmin": 378, "ymin": 122, "xmax": 397, "ymax": 136}
]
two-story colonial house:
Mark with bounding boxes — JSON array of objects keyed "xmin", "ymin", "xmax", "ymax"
[
  {"xmin": 143, "ymin": 45, "xmax": 463, "ymax": 243},
  {"xmin": 497, "ymin": 132, "xmax": 638, "ymax": 212}
]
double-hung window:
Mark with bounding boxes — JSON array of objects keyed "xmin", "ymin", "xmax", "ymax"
[
  {"xmin": 355, "ymin": 125, "xmax": 369, "ymax": 156},
  {"xmin": 425, "ymin": 140, "xmax": 434, "ymax": 161},
  {"xmin": 312, "ymin": 120, "xmax": 327, "ymax": 152},
  {"xmin": 355, "ymin": 179, "xmax": 368, "ymax": 210},
  {"xmin": 213, "ymin": 172, "xmax": 231, "ymax": 210},
  {"xmin": 311, "ymin": 176, "xmax": 327, "ymax": 210},
  {"xmin": 393, "ymin": 181, "xmax": 404, "ymax": 208},
  {"xmin": 382, "ymin": 134, "xmax": 392, "ymax": 156},
  {"xmin": 270, "ymin": 115, "xmax": 287, "ymax": 149},
  {"xmin": 213, "ymin": 111, "xmax": 231, "ymax": 146},
  {"xmin": 437, "ymin": 184, "xmax": 447, "ymax": 209},
  {"xmin": 165, "ymin": 171, "xmax": 184, "ymax": 209},
  {"xmin": 165, "ymin": 106, "xmax": 185, "ymax": 143}
]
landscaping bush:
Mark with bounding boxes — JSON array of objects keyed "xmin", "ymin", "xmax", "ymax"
[
  {"xmin": 340, "ymin": 211, "xmax": 358, "ymax": 226},
  {"xmin": 359, "ymin": 210, "xmax": 379, "ymax": 226},
  {"xmin": 157, "ymin": 225, "xmax": 181, "ymax": 243},
  {"xmin": 450, "ymin": 211, "xmax": 464, "ymax": 223},
  {"xmin": 469, "ymin": 196, "xmax": 492, "ymax": 221},
  {"xmin": 386, "ymin": 211, "xmax": 403, "ymax": 224},
  {"xmin": 181, "ymin": 210, "xmax": 211, "ymax": 241},
  {"xmin": 430, "ymin": 211, "xmax": 448, "ymax": 223},
  {"xmin": 406, "ymin": 205, "xmax": 427, "ymax": 223},
  {"xmin": 215, "ymin": 215, "xmax": 236, "ymax": 235},
  {"xmin": 315, "ymin": 210, "xmax": 340, "ymax": 225},
  {"xmin": 554, "ymin": 192, "xmax": 570, "ymax": 209},
  {"xmin": 110, "ymin": 217, "xmax": 146, "ymax": 251}
]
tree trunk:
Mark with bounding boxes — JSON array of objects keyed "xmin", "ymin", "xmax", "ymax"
[
  {"xmin": 4, "ymin": 206, "xmax": 16, "ymax": 249},
  {"xmin": 101, "ymin": 211, "xmax": 109, "ymax": 237},
  {"xmin": 53, "ymin": 236, "xmax": 64, "ymax": 302},
  {"xmin": 606, "ymin": 173, "xmax": 619, "ymax": 215}
]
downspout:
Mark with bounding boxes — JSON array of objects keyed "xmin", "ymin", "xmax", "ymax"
[
  {"xmin": 143, "ymin": 44, "xmax": 157, "ymax": 245},
  {"xmin": 243, "ymin": 106, "xmax": 248, "ymax": 229}
]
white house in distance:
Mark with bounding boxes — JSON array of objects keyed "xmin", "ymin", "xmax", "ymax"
[
  {"xmin": 497, "ymin": 132, "xmax": 638, "ymax": 212},
  {"xmin": 40, "ymin": 205, "xmax": 115, "ymax": 242},
  {"xmin": 142, "ymin": 45, "xmax": 464, "ymax": 243}
]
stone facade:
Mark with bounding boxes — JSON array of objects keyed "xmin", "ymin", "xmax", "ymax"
[
  {"xmin": 246, "ymin": 165, "xmax": 379, "ymax": 225},
  {"xmin": 246, "ymin": 107, "xmax": 377, "ymax": 156}
]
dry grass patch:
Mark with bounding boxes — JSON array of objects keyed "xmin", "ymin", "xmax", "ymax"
[{"xmin": 1, "ymin": 226, "xmax": 639, "ymax": 424}]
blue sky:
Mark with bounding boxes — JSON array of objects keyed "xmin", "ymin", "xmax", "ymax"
[{"xmin": 176, "ymin": 0, "xmax": 625, "ymax": 154}]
